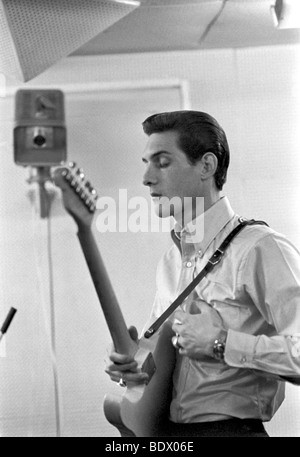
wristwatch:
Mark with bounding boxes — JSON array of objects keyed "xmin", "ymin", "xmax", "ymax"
[{"xmin": 213, "ymin": 332, "xmax": 227, "ymax": 361}]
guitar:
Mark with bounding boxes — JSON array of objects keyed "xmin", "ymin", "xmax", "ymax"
[{"xmin": 53, "ymin": 163, "xmax": 175, "ymax": 437}]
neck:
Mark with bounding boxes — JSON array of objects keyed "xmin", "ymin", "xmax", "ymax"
[
  {"xmin": 203, "ymin": 189, "xmax": 222, "ymax": 212},
  {"xmin": 174, "ymin": 190, "xmax": 222, "ymax": 228}
]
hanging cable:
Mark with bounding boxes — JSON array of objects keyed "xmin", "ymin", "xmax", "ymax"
[
  {"xmin": 30, "ymin": 179, "xmax": 63, "ymax": 437},
  {"xmin": 46, "ymin": 189, "xmax": 63, "ymax": 438},
  {"xmin": 199, "ymin": 0, "xmax": 228, "ymax": 45}
]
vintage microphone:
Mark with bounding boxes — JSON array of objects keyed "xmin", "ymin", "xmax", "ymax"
[{"xmin": 13, "ymin": 89, "xmax": 67, "ymax": 218}]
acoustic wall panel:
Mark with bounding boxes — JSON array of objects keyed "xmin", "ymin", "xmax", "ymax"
[
  {"xmin": 0, "ymin": 1, "xmax": 23, "ymax": 81},
  {"xmin": 0, "ymin": 0, "xmax": 139, "ymax": 82}
]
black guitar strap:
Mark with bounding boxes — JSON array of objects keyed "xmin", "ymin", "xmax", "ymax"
[{"xmin": 144, "ymin": 217, "xmax": 268, "ymax": 339}]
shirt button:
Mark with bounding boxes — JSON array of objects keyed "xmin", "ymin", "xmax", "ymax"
[
  {"xmin": 186, "ymin": 261, "xmax": 193, "ymax": 268},
  {"xmin": 241, "ymin": 356, "xmax": 247, "ymax": 363}
]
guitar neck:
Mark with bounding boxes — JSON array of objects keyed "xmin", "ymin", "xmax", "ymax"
[{"xmin": 77, "ymin": 227, "xmax": 137, "ymax": 357}]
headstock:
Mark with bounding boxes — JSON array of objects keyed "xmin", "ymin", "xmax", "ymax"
[{"xmin": 53, "ymin": 162, "xmax": 98, "ymax": 228}]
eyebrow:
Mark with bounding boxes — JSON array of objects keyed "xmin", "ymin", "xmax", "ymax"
[{"xmin": 142, "ymin": 150, "xmax": 172, "ymax": 163}]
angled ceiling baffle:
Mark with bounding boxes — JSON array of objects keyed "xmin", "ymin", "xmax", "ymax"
[
  {"xmin": 0, "ymin": 1, "xmax": 299, "ymax": 83},
  {"xmin": 0, "ymin": 0, "xmax": 140, "ymax": 82}
]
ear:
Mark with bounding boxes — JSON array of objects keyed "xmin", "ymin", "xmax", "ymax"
[{"xmin": 199, "ymin": 152, "xmax": 218, "ymax": 180}]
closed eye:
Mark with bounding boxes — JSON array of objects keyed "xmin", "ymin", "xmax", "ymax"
[
  {"xmin": 157, "ymin": 158, "xmax": 170, "ymax": 168},
  {"xmin": 142, "ymin": 151, "xmax": 172, "ymax": 168}
]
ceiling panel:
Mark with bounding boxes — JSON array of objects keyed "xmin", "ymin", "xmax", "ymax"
[{"xmin": 72, "ymin": 0, "xmax": 300, "ymax": 56}]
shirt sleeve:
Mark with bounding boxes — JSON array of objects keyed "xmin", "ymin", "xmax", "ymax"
[
  {"xmin": 224, "ymin": 232, "xmax": 300, "ymax": 385},
  {"xmin": 140, "ymin": 290, "xmax": 163, "ymax": 338}
]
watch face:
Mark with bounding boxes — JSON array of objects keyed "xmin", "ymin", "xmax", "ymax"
[{"xmin": 213, "ymin": 341, "xmax": 225, "ymax": 360}]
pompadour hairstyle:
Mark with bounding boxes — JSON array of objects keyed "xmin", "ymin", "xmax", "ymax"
[{"xmin": 142, "ymin": 110, "xmax": 230, "ymax": 190}]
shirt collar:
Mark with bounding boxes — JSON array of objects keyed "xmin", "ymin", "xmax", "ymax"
[{"xmin": 173, "ymin": 196, "xmax": 235, "ymax": 254}]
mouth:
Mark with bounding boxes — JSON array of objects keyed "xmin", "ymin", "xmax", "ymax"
[{"xmin": 150, "ymin": 192, "xmax": 162, "ymax": 198}]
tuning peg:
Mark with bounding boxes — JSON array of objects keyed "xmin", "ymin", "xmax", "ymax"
[
  {"xmin": 68, "ymin": 161, "xmax": 76, "ymax": 168},
  {"xmin": 74, "ymin": 184, "xmax": 83, "ymax": 194},
  {"xmin": 76, "ymin": 168, "xmax": 85, "ymax": 180},
  {"xmin": 64, "ymin": 171, "xmax": 72, "ymax": 181},
  {"xmin": 79, "ymin": 188, "xmax": 87, "ymax": 198},
  {"xmin": 88, "ymin": 202, "xmax": 96, "ymax": 213},
  {"xmin": 85, "ymin": 181, "xmax": 97, "ymax": 198}
]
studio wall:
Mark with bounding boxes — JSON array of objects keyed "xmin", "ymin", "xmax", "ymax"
[{"xmin": 0, "ymin": 43, "xmax": 299, "ymax": 436}]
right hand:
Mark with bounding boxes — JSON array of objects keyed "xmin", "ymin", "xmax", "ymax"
[{"xmin": 105, "ymin": 326, "xmax": 149, "ymax": 385}]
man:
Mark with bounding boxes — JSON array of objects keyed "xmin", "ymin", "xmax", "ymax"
[{"xmin": 105, "ymin": 110, "xmax": 300, "ymax": 437}]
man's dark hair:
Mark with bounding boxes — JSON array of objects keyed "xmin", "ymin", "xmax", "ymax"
[{"xmin": 142, "ymin": 110, "xmax": 230, "ymax": 190}]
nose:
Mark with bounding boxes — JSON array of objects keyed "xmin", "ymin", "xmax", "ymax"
[{"xmin": 142, "ymin": 163, "xmax": 158, "ymax": 187}]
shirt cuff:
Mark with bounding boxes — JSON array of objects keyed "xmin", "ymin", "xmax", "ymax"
[{"xmin": 224, "ymin": 329, "xmax": 258, "ymax": 368}]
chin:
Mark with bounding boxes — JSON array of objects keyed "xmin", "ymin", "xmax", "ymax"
[{"xmin": 154, "ymin": 206, "xmax": 172, "ymax": 219}]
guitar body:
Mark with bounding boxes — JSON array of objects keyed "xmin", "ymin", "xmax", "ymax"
[{"xmin": 104, "ymin": 321, "xmax": 176, "ymax": 437}]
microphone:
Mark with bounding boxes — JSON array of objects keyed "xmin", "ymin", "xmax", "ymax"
[{"xmin": 14, "ymin": 89, "xmax": 66, "ymax": 167}]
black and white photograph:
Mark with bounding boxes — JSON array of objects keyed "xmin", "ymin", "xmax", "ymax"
[{"xmin": 0, "ymin": 0, "xmax": 299, "ymax": 440}]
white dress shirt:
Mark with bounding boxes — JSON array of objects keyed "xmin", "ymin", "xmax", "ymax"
[{"xmin": 143, "ymin": 197, "xmax": 300, "ymax": 423}]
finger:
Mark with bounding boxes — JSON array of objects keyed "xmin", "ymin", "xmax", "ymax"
[
  {"xmin": 128, "ymin": 325, "xmax": 139, "ymax": 342},
  {"xmin": 124, "ymin": 372, "xmax": 149, "ymax": 384},
  {"xmin": 107, "ymin": 359, "xmax": 138, "ymax": 372},
  {"xmin": 105, "ymin": 370, "xmax": 149, "ymax": 385},
  {"xmin": 105, "ymin": 371, "xmax": 121, "ymax": 383},
  {"xmin": 172, "ymin": 334, "xmax": 183, "ymax": 350},
  {"xmin": 109, "ymin": 350, "xmax": 137, "ymax": 366},
  {"xmin": 172, "ymin": 322, "xmax": 183, "ymax": 334},
  {"xmin": 173, "ymin": 309, "xmax": 186, "ymax": 321},
  {"xmin": 173, "ymin": 316, "xmax": 183, "ymax": 325}
]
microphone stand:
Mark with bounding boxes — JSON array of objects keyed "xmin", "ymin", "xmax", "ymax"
[{"xmin": 27, "ymin": 166, "xmax": 52, "ymax": 219}]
